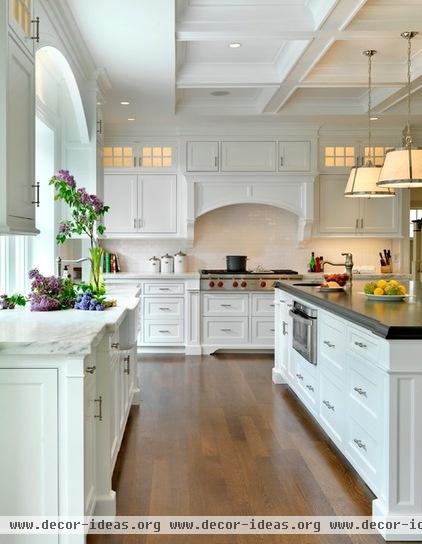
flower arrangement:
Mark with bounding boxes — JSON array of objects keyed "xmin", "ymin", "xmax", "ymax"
[
  {"xmin": 28, "ymin": 269, "xmax": 76, "ymax": 311},
  {"xmin": 0, "ymin": 294, "xmax": 26, "ymax": 310},
  {"xmin": 49, "ymin": 170, "xmax": 109, "ymax": 294}
]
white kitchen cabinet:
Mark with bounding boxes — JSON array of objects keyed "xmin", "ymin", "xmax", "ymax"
[
  {"xmin": 278, "ymin": 141, "xmax": 311, "ymax": 172},
  {"xmin": 317, "ymin": 175, "xmax": 402, "ymax": 237},
  {"xmin": 187, "ymin": 141, "xmax": 219, "ymax": 171},
  {"xmin": 139, "ymin": 175, "xmax": 176, "ymax": 233},
  {"xmin": 0, "ymin": 368, "xmax": 58, "ymax": 516},
  {"xmin": 0, "ymin": 30, "xmax": 37, "ymax": 234},
  {"xmin": 8, "ymin": 0, "xmax": 36, "ymax": 56},
  {"xmin": 104, "ymin": 174, "xmax": 138, "ymax": 233},
  {"xmin": 251, "ymin": 318, "xmax": 275, "ymax": 345},
  {"xmin": 103, "ymin": 174, "xmax": 177, "ymax": 236},
  {"xmin": 221, "ymin": 141, "xmax": 276, "ymax": 172},
  {"xmin": 84, "ymin": 360, "xmax": 97, "ymax": 516}
]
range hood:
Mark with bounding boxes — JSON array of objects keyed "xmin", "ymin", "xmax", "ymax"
[{"xmin": 184, "ymin": 173, "xmax": 315, "ymax": 243}]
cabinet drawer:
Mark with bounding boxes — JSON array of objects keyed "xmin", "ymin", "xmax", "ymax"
[
  {"xmin": 319, "ymin": 371, "xmax": 344, "ymax": 446},
  {"xmin": 202, "ymin": 294, "xmax": 248, "ymax": 316},
  {"xmin": 203, "ymin": 318, "xmax": 248, "ymax": 345},
  {"xmin": 251, "ymin": 294, "xmax": 275, "ymax": 316},
  {"xmin": 347, "ymin": 352, "xmax": 384, "ymax": 432},
  {"xmin": 143, "ymin": 282, "xmax": 185, "ymax": 295},
  {"xmin": 251, "ymin": 318, "xmax": 275, "ymax": 345},
  {"xmin": 144, "ymin": 321, "xmax": 184, "ymax": 344},
  {"xmin": 348, "ymin": 326, "xmax": 380, "ymax": 362},
  {"xmin": 345, "ymin": 416, "xmax": 381, "ymax": 494},
  {"xmin": 143, "ymin": 297, "xmax": 184, "ymax": 320},
  {"xmin": 295, "ymin": 356, "xmax": 318, "ymax": 414}
]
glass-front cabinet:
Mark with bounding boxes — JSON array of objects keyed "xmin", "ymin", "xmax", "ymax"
[{"xmin": 103, "ymin": 143, "xmax": 176, "ymax": 171}]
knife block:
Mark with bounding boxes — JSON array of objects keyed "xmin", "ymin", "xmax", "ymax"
[{"xmin": 380, "ymin": 265, "xmax": 392, "ymax": 274}]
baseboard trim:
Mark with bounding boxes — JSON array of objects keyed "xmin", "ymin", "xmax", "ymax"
[
  {"xmin": 272, "ymin": 368, "xmax": 287, "ymax": 384},
  {"xmin": 94, "ymin": 491, "xmax": 116, "ymax": 516}
]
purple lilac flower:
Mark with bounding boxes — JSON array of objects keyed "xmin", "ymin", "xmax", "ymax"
[
  {"xmin": 58, "ymin": 221, "xmax": 71, "ymax": 235},
  {"xmin": 29, "ymin": 293, "xmax": 61, "ymax": 312},
  {"xmin": 89, "ymin": 194, "xmax": 104, "ymax": 213},
  {"xmin": 77, "ymin": 187, "xmax": 91, "ymax": 205},
  {"xmin": 56, "ymin": 169, "xmax": 76, "ymax": 189}
]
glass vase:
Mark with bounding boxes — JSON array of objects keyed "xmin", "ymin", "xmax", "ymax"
[{"xmin": 89, "ymin": 246, "xmax": 105, "ymax": 294}]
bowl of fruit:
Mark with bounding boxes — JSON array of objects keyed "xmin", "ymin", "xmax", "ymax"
[
  {"xmin": 363, "ymin": 279, "xmax": 407, "ymax": 301},
  {"xmin": 320, "ymin": 273, "xmax": 349, "ymax": 292}
]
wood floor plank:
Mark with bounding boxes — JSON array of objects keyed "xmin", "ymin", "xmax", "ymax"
[{"xmin": 88, "ymin": 354, "xmax": 403, "ymax": 544}]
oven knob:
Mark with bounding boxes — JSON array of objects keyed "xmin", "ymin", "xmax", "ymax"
[
  {"xmin": 233, "ymin": 281, "xmax": 239, "ymax": 288},
  {"xmin": 241, "ymin": 281, "xmax": 247, "ymax": 288},
  {"xmin": 260, "ymin": 281, "xmax": 267, "ymax": 288},
  {"xmin": 218, "ymin": 281, "xmax": 224, "ymax": 288},
  {"xmin": 209, "ymin": 281, "xmax": 215, "ymax": 288}
]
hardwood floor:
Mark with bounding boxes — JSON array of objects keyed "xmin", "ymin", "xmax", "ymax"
[{"xmin": 88, "ymin": 354, "xmax": 398, "ymax": 544}]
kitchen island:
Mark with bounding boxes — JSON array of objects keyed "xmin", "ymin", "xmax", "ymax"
[
  {"xmin": 0, "ymin": 297, "xmax": 141, "ymax": 543},
  {"xmin": 273, "ymin": 280, "xmax": 422, "ymax": 541}
]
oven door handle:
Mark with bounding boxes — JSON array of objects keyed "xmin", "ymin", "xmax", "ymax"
[{"xmin": 289, "ymin": 310, "xmax": 314, "ymax": 326}]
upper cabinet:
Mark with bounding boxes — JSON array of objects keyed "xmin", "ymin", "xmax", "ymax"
[
  {"xmin": 8, "ymin": 0, "xmax": 37, "ymax": 57},
  {"xmin": 187, "ymin": 141, "xmax": 219, "ymax": 172},
  {"xmin": 0, "ymin": 1, "xmax": 38, "ymax": 234},
  {"xmin": 103, "ymin": 143, "xmax": 176, "ymax": 172},
  {"xmin": 279, "ymin": 141, "xmax": 311, "ymax": 172},
  {"xmin": 221, "ymin": 141, "xmax": 276, "ymax": 172},
  {"xmin": 319, "ymin": 140, "xmax": 395, "ymax": 174}
]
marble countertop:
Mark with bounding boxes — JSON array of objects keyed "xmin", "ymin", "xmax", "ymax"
[
  {"xmin": 276, "ymin": 279, "xmax": 422, "ymax": 339},
  {"xmin": 0, "ymin": 296, "xmax": 140, "ymax": 357},
  {"xmin": 104, "ymin": 272, "xmax": 200, "ymax": 280}
]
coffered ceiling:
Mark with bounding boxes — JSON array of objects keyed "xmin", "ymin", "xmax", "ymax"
[{"xmin": 68, "ymin": 0, "xmax": 422, "ymax": 127}]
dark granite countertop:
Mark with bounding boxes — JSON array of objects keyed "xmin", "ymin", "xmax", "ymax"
[{"xmin": 275, "ymin": 279, "xmax": 422, "ymax": 340}]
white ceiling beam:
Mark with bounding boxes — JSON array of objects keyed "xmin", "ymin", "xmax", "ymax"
[{"xmin": 177, "ymin": 64, "xmax": 281, "ymax": 88}]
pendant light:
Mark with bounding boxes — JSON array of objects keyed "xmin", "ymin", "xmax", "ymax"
[
  {"xmin": 345, "ymin": 50, "xmax": 395, "ymax": 197},
  {"xmin": 378, "ymin": 32, "xmax": 422, "ymax": 188}
]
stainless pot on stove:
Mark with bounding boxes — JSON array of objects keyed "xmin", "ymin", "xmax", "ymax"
[{"xmin": 226, "ymin": 255, "xmax": 248, "ymax": 272}]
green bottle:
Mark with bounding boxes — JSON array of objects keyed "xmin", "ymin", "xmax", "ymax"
[{"xmin": 309, "ymin": 252, "xmax": 316, "ymax": 272}]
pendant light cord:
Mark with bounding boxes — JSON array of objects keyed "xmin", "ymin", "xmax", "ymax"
[
  {"xmin": 368, "ymin": 52, "xmax": 372, "ymax": 159},
  {"xmin": 405, "ymin": 33, "xmax": 412, "ymax": 147}
]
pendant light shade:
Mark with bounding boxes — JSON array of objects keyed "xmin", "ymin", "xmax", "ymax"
[
  {"xmin": 345, "ymin": 166, "xmax": 394, "ymax": 197},
  {"xmin": 378, "ymin": 32, "xmax": 422, "ymax": 188},
  {"xmin": 345, "ymin": 50, "xmax": 395, "ymax": 198}
]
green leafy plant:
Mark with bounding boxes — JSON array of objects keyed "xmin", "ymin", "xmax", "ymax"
[{"xmin": 0, "ymin": 293, "xmax": 26, "ymax": 309}]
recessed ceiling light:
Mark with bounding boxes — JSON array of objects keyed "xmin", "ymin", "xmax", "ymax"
[
  {"xmin": 229, "ymin": 42, "xmax": 241, "ymax": 48},
  {"xmin": 96, "ymin": 101, "xmax": 102, "ymax": 105},
  {"xmin": 127, "ymin": 118, "xmax": 135, "ymax": 121},
  {"xmin": 370, "ymin": 116, "xmax": 379, "ymax": 121},
  {"xmin": 121, "ymin": 101, "xmax": 130, "ymax": 105},
  {"xmin": 211, "ymin": 90, "xmax": 230, "ymax": 96}
]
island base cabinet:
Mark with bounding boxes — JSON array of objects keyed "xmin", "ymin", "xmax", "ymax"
[{"xmin": 0, "ymin": 369, "xmax": 59, "ymax": 517}]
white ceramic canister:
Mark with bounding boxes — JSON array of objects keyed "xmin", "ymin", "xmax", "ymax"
[
  {"xmin": 174, "ymin": 251, "xmax": 187, "ymax": 273},
  {"xmin": 148, "ymin": 256, "xmax": 161, "ymax": 273},
  {"xmin": 160, "ymin": 253, "xmax": 174, "ymax": 273}
]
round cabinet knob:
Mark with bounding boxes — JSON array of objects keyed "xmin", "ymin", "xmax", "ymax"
[
  {"xmin": 218, "ymin": 281, "xmax": 224, "ymax": 288},
  {"xmin": 241, "ymin": 281, "xmax": 247, "ymax": 288},
  {"xmin": 232, "ymin": 281, "xmax": 239, "ymax": 288},
  {"xmin": 260, "ymin": 281, "xmax": 267, "ymax": 288},
  {"xmin": 209, "ymin": 281, "xmax": 215, "ymax": 287}
]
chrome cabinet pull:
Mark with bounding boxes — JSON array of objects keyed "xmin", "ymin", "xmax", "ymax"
[
  {"xmin": 355, "ymin": 218, "xmax": 359, "ymax": 229},
  {"xmin": 133, "ymin": 218, "xmax": 137, "ymax": 229},
  {"xmin": 32, "ymin": 182, "xmax": 40, "ymax": 207},
  {"xmin": 306, "ymin": 384, "xmax": 314, "ymax": 392},
  {"xmin": 280, "ymin": 156, "xmax": 284, "ymax": 167},
  {"xmin": 361, "ymin": 218, "xmax": 364, "ymax": 229},
  {"xmin": 159, "ymin": 330, "xmax": 170, "ymax": 333},
  {"xmin": 96, "ymin": 120, "xmax": 102, "ymax": 134},
  {"xmin": 85, "ymin": 365, "xmax": 96, "ymax": 374},
  {"xmin": 287, "ymin": 303, "xmax": 293, "ymax": 308},
  {"xmin": 353, "ymin": 438, "xmax": 367, "ymax": 450},
  {"xmin": 159, "ymin": 307, "xmax": 171, "ymax": 311},
  {"xmin": 94, "ymin": 396, "xmax": 103, "ymax": 422},
  {"xmin": 270, "ymin": 303, "xmax": 275, "ymax": 307},
  {"xmin": 111, "ymin": 342, "xmax": 119, "ymax": 349},
  {"xmin": 354, "ymin": 341, "xmax": 367, "ymax": 349},
  {"xmin": 296, "ymin": 373, "xmax": 304, "ymax": 381},
  {"xmin": 138, "ymin": 219, "xmax": 143, "ymax": 229},
  {"xmin": 353, "ymin": 386, "xmax": 367, "ymax": 397},
  {"xmin": 31, "ymin": 16, "xmax": 40, "ymax": 42},
  {"xmin": 323, "ymin": 340, "xmax": 335, "ymax": 348},
  {"xmin": 270, "ymin": 328, "xmax": 275, "ymax": 332},
  {"xmin": 158, "ymin": 287, "xmax": 170, "ymax": 291},
  {"xmin": 323, "ymin": 400, "xmax": 335, "ymax": 411},
  {"xmin": 123, "ymin": 355, "xmax": 130, "ymax": 375},
  {"xmin": 134, "ymin": 156, "xmax": 137, "ymax": 167},
  {"xmin": 214, "ymin": 156, "xmax": 218, "ymax": 167},
  {"xmin": 282, "ymin": 321, "xmax": 288, "ymax": 336},
  {"xmin": 221, "ymin": 328, "xmax": 232, "ymax": 332},
  {"xmin": 221, "ymin": 304, "xmax": 232, "ymax": 307}
]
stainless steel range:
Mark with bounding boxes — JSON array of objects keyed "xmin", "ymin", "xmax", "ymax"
[{"xmin": 200, "ymin": 269, "xmax": 301, "ymax": 291}]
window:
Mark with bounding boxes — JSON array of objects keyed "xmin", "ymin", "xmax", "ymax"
[
  {"xmin": 11, "ymin": 0, "xmax": 31, "ymax": 35},
  {"xmin": 324, "ymin": 146, "xmax": 355, "ymax": 168},
  {"xmin": 141, "ymin": 146, "xmax": 172, "ymax": 168},
  {"xmin": 103, "ymin": 146, "xmax": 133, "ymax": 168},
  {"xmin": 364, "ymin": 146, "xmax": 394, "ymax": 166},
  {"xmin": 0, "ymin": 236, "xmax": 31, "ymax": 294},
  {"xmin": 410, "ymin": 209, "xmax": 422, "ymax": 238}
]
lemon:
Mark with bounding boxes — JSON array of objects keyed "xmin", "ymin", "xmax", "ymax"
[
  {"xmin": 374, "ymin": 287, "xmax": 385, "ymax": 296},
  {"xmin": 389, "ymin": 279, "xmax": 399, "ymax": 287},
  {"xmin": 377, "ymin": 280, "xmax": 387, "ymax": 289},
  {"xmin": 399, "ymin": 285, "xmax": 407, "ymax": 295}
]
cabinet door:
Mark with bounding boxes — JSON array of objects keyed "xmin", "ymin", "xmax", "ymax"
[
  {"xmin": 0, "ymin": 369, "xmax": 58, "ymax": 516},
  {"xmin": 9, "ymin": 0, "xmax": 34, "ymax": 56},
  {"xmin": 84, "ymin": 364, "xmax": 96, "ymax": 516},
  {"xmin": 318, "ymin": 175, "xmax": 360, "ymax": 235},
  {"xmin": 221, "ymin": 141, "xmax": 276, "ymax": 172},
  {"xmin": 139, "ymin": 175, "xmax": 177, "ymax": 233},
  {"xmin": 7, "ymin": 35, "xmax": 36, "ymax": 227},
  {"xmin": 279, "ymin": 141, "xmax": 311, "ymax": 171},
  {"xmin": 360, "ymin": 194, "xmax": 400, "ymax": 235},
  {"xmin": 103, "ymin": 174, "xmax": 138, "ymax": 233},
  {"xmin": 103, "ymin": 145, "xmax": 135, "ymax": 169},
  {"xmin": 186, "ymin": 141, "xmax": 219, "ymax": 172}
]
